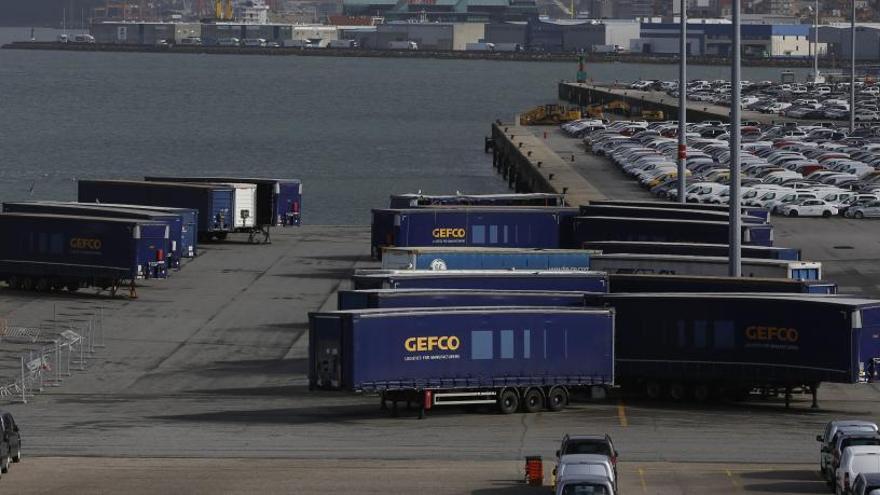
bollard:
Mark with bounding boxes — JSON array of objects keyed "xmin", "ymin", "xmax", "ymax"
[
  {"xmin": 563, "ymin": 187, "xmax": 569, "ymax": 194},
  {"xmin": 527, "ymin": 151, "xmax": 532, "ymax": 157},
  {"xmin": 537, "ymin": 161, "xmax": 542, "ymax": 168},
  {"xmin": 548, "ymin": 173, "xmax": 555, "ymax": 180},
  {"xmin": 572, "ymin": 154, "xmax": 575, "ymax": 162},
  {"xmin": 543, "ymin": 131, "xmax": 547, "ymax": 139}
]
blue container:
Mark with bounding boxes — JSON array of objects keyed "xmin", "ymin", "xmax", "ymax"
[
  {"xmin": 371, "ymin": 207, "xmax": 579, "ymax": 259},
  {"xmin": 590, "ymin": 293, "xmax": 880, "ymax": 388},
  {"xmin": 78, "ymin": 180, "xmax": 233, "ymax": 236},
  {"xmin": 582, "ymin": 241, "xmax": 800, "ymax": 261},
  {"xmin": 352, "ymin": 269, "xmax": 608, "ymax": 292},
  {"xmin": 2, "ymin": 201, "xmax": 186, "ymax": 268},
  {"xmin": 571, "ymin": 216, "xmax": 774, "ymax": 247},
  {"xmin": 144, "ymin": 177, "xmax": 302, "ymax": 227},
  {"xmin": 309, "ymin": 307, "xmax": 615, "ymax": 392},
  {"xmin": 389, "ymin": 193, "xmax": 565, "ymax": 208},
  {"xmin": 0, "ymin": 213, "xmax": 169, "ymax": 291},
  {"xmin": 337, "ymin": 289, "xmax": 591, "ymax": 310},
  {"xmin": 381, "ymin": 247, "xmax": 595, "ymax": 271}
]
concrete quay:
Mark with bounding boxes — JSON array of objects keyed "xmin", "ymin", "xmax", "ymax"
[{"xmin": 558, "ymin": 81, "xmax": 800, "ymax": 125}]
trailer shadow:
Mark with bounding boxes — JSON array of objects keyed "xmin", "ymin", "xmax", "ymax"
[
  {"xmin": 471, "ymin": 482, "xmax": 545, "ymax": 495},
  {"xmin": 612, "ymin": 391, "xmax": 874, "ymax": 416},
  {"xmin": 0, "ymin": 287, "xmax": 128, "ymax": 301},
  {"xmin": 274, "ymin": 269, "xmax": 354, "ymax": 280}
]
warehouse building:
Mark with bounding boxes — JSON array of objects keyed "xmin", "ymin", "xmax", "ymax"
[
  {"xmin": 342, "ymin": 0, "xmax": 538, "ymax": 22},
  {"xmin": 819, "ymin": 24, "xmax": 880, "ymax": 60},
  {"xmin": 483, "ymin": 19, "xmax": 638, "ymax": 52},
  {"xmin": 90, "ymin": 22, "xmax": 201, "ymax": 45},
  {"xmin": 346, "ymin": 22, "xmax": 485, "ymax": 50},
  {"xmin": 632, "ymin": 22, "xmax": 816, "ymax": 57}
]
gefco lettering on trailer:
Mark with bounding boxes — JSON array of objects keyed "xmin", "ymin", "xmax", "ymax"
[
  {"xmin": 404, "ymin": 336, "xmax": 461, "ymax": 352},
  {"xmin": 745, "ymin": 326, "xmax": 799, "ymax": 343},
  {"xmin": 431, "ymin": 228, "xmax": 466, "ymax": 239},
  {"xmin": 69, "ymin": 237, "xmax": 103, "ymax": 251}
]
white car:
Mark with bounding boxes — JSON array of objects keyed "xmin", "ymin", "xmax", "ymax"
[
  {"xmin": 778, "ymin": 199, "xmax": 838, "ymax": 217},
  {"xmin": 847, "ymin": 201, "xmax": 880, "ymax": 219},
  {"xmin": 836, "ymin": 446, "xmax": 880, "ymax": 495},
  {"xmin": 819, "ymin": 421, "xmax": 880, "ymax": 483},
  {"xmin": 555, "ymin": 475, "xmax": 615, "ymax": 495}
]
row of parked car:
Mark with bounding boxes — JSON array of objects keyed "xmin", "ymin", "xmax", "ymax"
[
  {"xmin": 553, "ymin": 434, "xmax": 618, "ymax": 495},
  {"xmin": 628, "ymin": 79, "xmax": 880, "ymax": 122},
  {"xmin": 0, "ymin": 411, "xmax": 21, "ymax": 480},
  {"xmin": 562, "ymin": 117, "xmax": 880, "ymax": 219},
  {"xmin": 818, "ymin": 420, "xmax": 880, "ymax": 495}
]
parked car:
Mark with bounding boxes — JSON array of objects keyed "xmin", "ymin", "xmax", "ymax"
[
  {"xmin": 851, "ymin": 472, "xmax": 880, "ymax": 495},
  {"xmin": 818, "ymin": 421, "xmax": 879, "ymax": 482},
  {"xmin": 556, "ymin": 434, "xmax": 618, "ymax": 476},
  {"xmin": 847, "ymin": 200, "xmax": 880, "ymax": 219},
  {"xmin": 555, "ymin": 475, "xmax": 616, "ymax": 495},
  {"xmin": 0, "ymin": 411, "xmax": 21, "ymax": 465},
  {"xmin": 778, "ymin": 198, "xmax": 838, "ymax": 217},
  {"xmin": 830, "ymin": 433, "xmax": 880, "ymax": 487},
  {"xmin": 555, "ymin": 455, "xmax": 616, "ymax": 494},
  {"xmin": 836, "ymin": 446, "xmax": 880, "ymax": 495}
]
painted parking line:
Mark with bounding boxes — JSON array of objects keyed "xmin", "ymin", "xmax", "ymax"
[
  {"xmin": 617, "ymin": 400, "xmax": 628, "ymax": 427},
  {"xmin": 637, "ymin": 467, "xmax": 647, "ymax": 493},
  {"xmin": 726, "ymin": 469, "xmax": 742, "ymax": 490}
]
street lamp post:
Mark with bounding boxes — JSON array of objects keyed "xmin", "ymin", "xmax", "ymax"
[
  {"xmin": 850, "ymin": 0, "xmax": 856, "ymax": 133},
  {"xmin": 729, "ymin": 0, "xmax": 742, "ymax": 277},
  {"xmin": 813, "ymin": 1, "xmax": 820, "ymax": 83},
  {"xmin": 677, "ymin": 0, "xmax": 687, "ymax": 203}
]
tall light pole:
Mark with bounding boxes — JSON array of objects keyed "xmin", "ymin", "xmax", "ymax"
[
  {"xmin": 813, "ymin": 1, "xmax": 820, "ymax": 83},
  {"xmin": 850, "ymin": 0, "xmax": 856, "ymax": 133},
  {"xmin": 729, "ymin": 0, "xmax": 742, "ymax": 277},
  {"xmin": 677, "ymin": 0, "xmax": 687, "ymax": 203}
]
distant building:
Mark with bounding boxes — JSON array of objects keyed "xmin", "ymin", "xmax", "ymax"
[
  {"xmin": 632, "ymin": 22, "xmax": 815, "ymax": 56},
  {"xmin": 768, "ymin": 0, "xmax": 792, "ymax": 16},
  {"xmin": 90, "ymin": 22, "xmax": 201, "ymax": 44},
  {"xmin": 342, "ymin": 0, "xmax": 538, "ymax": 22},
  {"xmin": 820, "ymin": 24, "xmax": 880, "ymax": 60},
  {"xmin": 345, "ymin": 22, "xmax": 486, "ymax": 49},
  {"xmin": 483, "ymin": 19, "xmax": 639, "ymax": 52}
]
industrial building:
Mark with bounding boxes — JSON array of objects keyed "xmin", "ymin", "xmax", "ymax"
[
  {"xmin": 342, "ymin": 0, "xmax": 538, "ymax": 22},
  {"xmin": 343, "ymin": 22, "xmax": 486, "ymax": 50},
  {"xmin": 90, "ymin": 22, "xmax": 201, "ymax": 45},
  {"xmin": 483, "ymin": 19, "xmax": 638, "ymax": 52},
  {"xmin": 631, "ymin": 22, "xmax": 816, "ymax": 57},
  {"xmin": 819, "ymin": 24, "xmax": 880, "ymax": 60}
]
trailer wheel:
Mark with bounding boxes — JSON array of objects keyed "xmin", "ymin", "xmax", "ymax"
[
  {"xmin": 645, "ymin": 381, "xmax": 663, "ymax": 400},
  {"xmin": 6, "ymin": 276, "xmax": 20, "ymax": 290},
  {"xmin": 693, "ymin": 384, "xmax": 711, "ymax": 402},
  {"xmin": 35, "ymin": 278, "xmax": 50, "ymax": 292},
  {"xmin": 20, "ymin": 277, "xmax": 34, "ymax": 291},
  {"xmin": 498, "ymin": 389, "xmax": 519, "ymax": 415},
  {"xmin": 546, "ymin": 387, "xmax": 568, "ymax": 412},
  {"xmin": 66, "ymin": 284, "xmax": 79, "ymax": 292},
  {"xmin": 522, "ymin": 388, "xmax": 544, "ymax": 413},
  {"xmin": 669, "ymin": 383, "xmax": 687, "ymax": 401}
]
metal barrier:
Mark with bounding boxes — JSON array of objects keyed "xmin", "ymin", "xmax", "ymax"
[{"xmin": 0, "ymin": 312, "xmax": 105, "ymax": 404}]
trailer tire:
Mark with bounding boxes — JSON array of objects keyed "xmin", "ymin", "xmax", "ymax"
[
  {"xmin": 546, "ymin": 387, "xmax": 568, "ymax": 412},
  {"xmin": 522, "ymin": 388, "xmax": 544, "ymax": 413},
  {"xmin": 669, "ymin": 382, "xmax": 687, "ymax": 401},
  {"xmin": 6, "ymin": 276, "xmax": 20, "ymax": 290},
  {"xmin": 66, "ymin": 284, "xmax": 79, "ymax": 292},
  {"xmin": 693, "ymin": 384, "xmax": 711, "ymax": 402},
  {"xmin": 645, "ymin": 381, "xmax": 663, "ymax": 400},
  {"xmin": 498, "ymin": 389, "xmax": 519, "ymax": 415},
  {"xmin": 21, "ymin": 277, "xmax": 34, "ymax": 291}
]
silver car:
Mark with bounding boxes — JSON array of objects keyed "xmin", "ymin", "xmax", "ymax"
[
  {"xmin": 848, "ymin": 201, "xmax": 880, "ymax": 219},
  {"xmin": 556, "ymin": 475, "xmax": 615, "ymax": 495}
]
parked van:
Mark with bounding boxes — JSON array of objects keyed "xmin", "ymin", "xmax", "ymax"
[
  {"xmin": 328, "ymin": 39, "xmax": 358, "ymax": 48},
  {"xmin": 72, "ymin": 34, "xmax": 96, "ymax": 44},
  {"xmin": 179, "ymin": 37, "xmax": 202, "ymax": 46},
  {"xmin": 242, "ymin": 38, "xmax": 267, "ymax": 47},
  {"xmin": 217, "ymin": 37, "xmax": 241, "ymax": 47}
]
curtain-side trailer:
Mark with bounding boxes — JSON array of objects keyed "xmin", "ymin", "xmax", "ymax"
[
  {"xmin": 351, "ymin": 269, "xmax": 609, "ymax": 292},
  {"xmin": 337, "ymin": 289, "xmax": 590, "ymax": 310},
  {"xmin": 309, "ymin": 307, "xmax": 614, "ymax": 417},
  {"xmin": 380, "ymin": 247, "xmax": 596, "ymax": 271}
]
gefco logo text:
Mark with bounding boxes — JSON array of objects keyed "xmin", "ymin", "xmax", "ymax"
[
  {"xmin": 70, "ymin": 237, "xmax": 102, "ymax": 251},
  {"xmin": 432, "ymin": 228, "xmax": 465, "ymax": 239},
  {"xmin": 404, "ymin": 336, "xmax": 461, "ymax": 352},
  {"xmin": 745, "ymin": 326, "xmax": 799, "ymax": 343}
]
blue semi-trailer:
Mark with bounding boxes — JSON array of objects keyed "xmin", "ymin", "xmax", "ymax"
[
  {"xmin": 0, "ymin": 213, "xmax": 169, "ymax": 295},
  {"xmin": 380, "ymin": 247, "xmax": 596, "ymax": 271},
  {"xmin": 77, "ymin": 180, "xmax": 234, "ymax": 239},
  {"xmin": 587, "ymin": 293, "xmax": 880, "ymax": 406},
  {"xmin": 144, "ymin": 176, "xmax": 302, "ymax": 229},
  {"xmin": 2, "ymin": 201, "xmax": 186, "ymax": 269},
  {"xmin": 371, "ymin": 207, "xmax": 578, "ymax": 259},
  {"xmin": 337, "ymin": 289, "xmax": 590, "ymax": 310},
  {"xmin": 588, "ymin": 200, "xmax": 770, "ymax": 222},
  {"xmin": 581, "ymin": 241, "xmax": 801, "ymax": 261},
  {"xmin": 62, "ymin": 202, "xmax": 199, "ymax": 258},
  {"xmin": 608, "ymin": 274, "xmax": 837, "ymax": 294},
  {"xmin": 309, "ymin": 307, "xmax": 614, "ymax": 416},
  {"xmin": 352, "ymin": 269, "xmax": 609, "ymax": 292},
  {"xmin": 389, "ymin": 193, "xmax": 566, "ymax": 208},
  {"xmin": 571, "ymin": 216, "xmax": 774, "ymax": 247}
]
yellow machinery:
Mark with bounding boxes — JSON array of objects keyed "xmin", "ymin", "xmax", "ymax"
[
  {"xmin": 215, "ymin": 0, "xmax": 234, "ymax": 20},
  {"xmin": 519, "ymin": 104, "xmax": 582, "ymax": 125},
  {"xmin": 641, "ymin": 110, "xmax": 665, "ymax": 121},
  {"xmin": 585, "ymin": 103, "xmax": 605, "ymax": 118}
]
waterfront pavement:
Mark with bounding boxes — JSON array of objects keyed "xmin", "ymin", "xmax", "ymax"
[{"xmin": 0, "ymin": 187, "xmax": 877, "ymax": 492}]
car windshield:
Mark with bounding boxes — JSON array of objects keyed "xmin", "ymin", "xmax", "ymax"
[
  {"xmin": 845, "ymin": 438, "xmax": 880, "ymax": 449},
  {"xmin": 564, "ymin": 441, "xmax": 612, "ymax": 456},
  {"xmin": 562, "ymin": 483, "xmax": 610, "ymax": 495}
]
